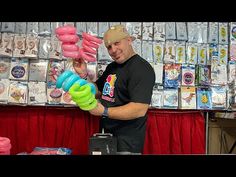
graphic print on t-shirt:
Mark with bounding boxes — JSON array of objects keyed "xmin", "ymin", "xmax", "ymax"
[{"xmin": 102, "ymin": 74, "xmax": 116, "ymax": 102}]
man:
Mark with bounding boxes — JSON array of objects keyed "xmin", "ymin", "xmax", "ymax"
[{"xmin": 73, "ymin": 24, "xmax": 155, "ymax": 154}]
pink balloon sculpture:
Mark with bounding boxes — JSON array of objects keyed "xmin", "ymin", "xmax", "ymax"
[{"xmin": 55, "ymin": 25, "xmax": 102, "ymax": 62}]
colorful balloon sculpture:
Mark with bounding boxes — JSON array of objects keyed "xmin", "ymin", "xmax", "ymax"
[{"xmin": 56, "ymin": 70, "xmax": 97, "ymax": 111}]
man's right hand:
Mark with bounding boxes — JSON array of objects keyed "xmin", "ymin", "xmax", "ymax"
[{"xmin": 73, "ymin": 58, "xmax": 88, "ymax": 79}]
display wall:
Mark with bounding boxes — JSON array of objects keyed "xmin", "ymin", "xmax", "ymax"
[{"xmin": 0, "ymin": 22, "xmax": 235, "ymax": 110}]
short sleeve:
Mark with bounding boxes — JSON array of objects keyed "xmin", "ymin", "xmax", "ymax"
[{"xmin": 128, "ymin": 64, "xmax": 155, "ymax": 104}]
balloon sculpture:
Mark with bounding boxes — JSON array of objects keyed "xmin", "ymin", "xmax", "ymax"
[
  {"xmin": 55, "ymin": 25, "xmax": 102, "ymax": 62},
  {"xmin": 56, "ymin": 70, "xmax": 97, "ymax": 111},
  {"xmin": 55, "ymin": 25, "xmax": 103, "ymax": 111}
]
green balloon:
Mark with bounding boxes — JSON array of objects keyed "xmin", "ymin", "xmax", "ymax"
[
  {"xmin": 69, "ymin": 82, "xmax": 97, "ymax": 111},
  {"xmin": 76, "ymin": 97, "xmax": 93, "ymax": 107},
  {"xmin": 69, "ymin": 84, "xmax": 91, "ymax": 99},
  {"xmin": 80, "ymin": 99, "xmax": 98, "ymax": 111},
  {"xmin": 78, "ymin": 85, "xmax": 91, "ymax": 95},
  {"xmin": 75, "ymin": 94, "xmax": 94, "ymax": 105},
  {"xmin": 69, "ymin": 83, "xmax": 80, "ymax": 96}
]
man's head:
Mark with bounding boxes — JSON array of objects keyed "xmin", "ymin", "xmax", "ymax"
[{"xmin": 103, "ymin": 25, "xmax": 136, "ymax": 64}]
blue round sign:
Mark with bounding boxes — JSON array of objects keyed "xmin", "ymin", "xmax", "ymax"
[{"xmin": 11, "ymin": 66, "xmax": 25, "ymax": 78}]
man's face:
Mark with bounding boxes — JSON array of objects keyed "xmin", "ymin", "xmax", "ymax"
[{"xmin": 106, "ymin": 37, "xmax": 132, "ymax": 64}]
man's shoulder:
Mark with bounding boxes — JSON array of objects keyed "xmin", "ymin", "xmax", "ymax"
[
  {"xmin": 131, "ymin": 55, "xmax": 154, "ymax": 71},
  {"xmin": 106, "ymin": 61, "xmax": 116, "ymax": 69}
]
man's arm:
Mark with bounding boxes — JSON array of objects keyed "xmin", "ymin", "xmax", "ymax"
[{"xmin": 89, "ymin": 102, "xmax": 149, "ymax": 120}]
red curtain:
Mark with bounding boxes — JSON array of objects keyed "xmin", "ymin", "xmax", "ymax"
[
  {"xmin": 0, "ymin": 106, "xmax": 205, "ymax": 155},
  {"xmin": 143, "ymin": 110, "xmax": 205, "ymax": 154},
  {"xmin": 0, "ymin": 106, "xmax": 100, "ymax": 155}
]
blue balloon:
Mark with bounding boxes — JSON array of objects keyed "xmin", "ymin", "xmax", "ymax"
[
  {"xmin": 87, "ymin": 83, "xmax": 96, "ymax": 95},
  {"xmin": 62, "ymin": 74, "xmax": 81, "ymax": 92},
  {"xmin": 74, "ymin": 79, "xmax": 88, "ymax": 87},
  {"xmin": 56, "ymin": 70, "xmax": 73, "ymax": 88}
]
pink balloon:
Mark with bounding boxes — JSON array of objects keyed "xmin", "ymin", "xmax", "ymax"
[
  {"xmin": 83, "ymin": 39, "xmax": 99, "ymax": 49},
  {"xmin": 79, "ymin": 49, "xmax": 97, "ymax": 62},
  {"xmin": 58, "ymin": 34, "xmax": 79, "ymax": 43},
  {"xmin": 0, "ymin": 137, "xmax": 10, "ymax": 146},
  {"xmin": 82, "ymin": 32, "xmax": 102, "ymax": 44},
  {"xmin": 0, "ymin": 150, "xmax": 10, "ymax": 155},
  {"xmin": 62, "ymin": 44, "xmax": 79, "ymax": 52},
  {"xmin": 82, "ymin": 43, "xmax": 97, "ymax": 54},
  {"xmin": 0, "ymin": 143, "xmax": 11, "ymax": 152},
  {"xmin": 55, "ymin": 25, "xmax": 77, "ymax": 35},
  {"xmin": 63, "ymin": 50, "xmax": 80, "ymax": 59}
]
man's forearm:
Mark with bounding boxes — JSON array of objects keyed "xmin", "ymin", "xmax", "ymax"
[{"xmin": 107, "ymin": 102, "xmax": 149, "ymax": 120}]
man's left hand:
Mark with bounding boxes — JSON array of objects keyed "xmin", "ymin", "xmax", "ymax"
[{"xmin": 89, "ymin": 102, "xmax": 104, "ymax": 117}]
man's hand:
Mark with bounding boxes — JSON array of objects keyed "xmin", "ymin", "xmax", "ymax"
[
  {"xmin": 73, "ymin": 58, "xmax": 87, "ymax": 78},
  {"xmin": 89, "ymin": 102, "xmax": 105, "ymax": 117}
]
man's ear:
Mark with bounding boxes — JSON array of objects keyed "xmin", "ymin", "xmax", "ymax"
[{"xmin": 127, "ymin": 37, "xmax": 133, "ymax": 45}]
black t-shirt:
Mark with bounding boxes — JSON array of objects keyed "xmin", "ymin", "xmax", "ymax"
[{"xmin": 95, "ymin": 54, "xmax": 155, "ymax": 153}]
